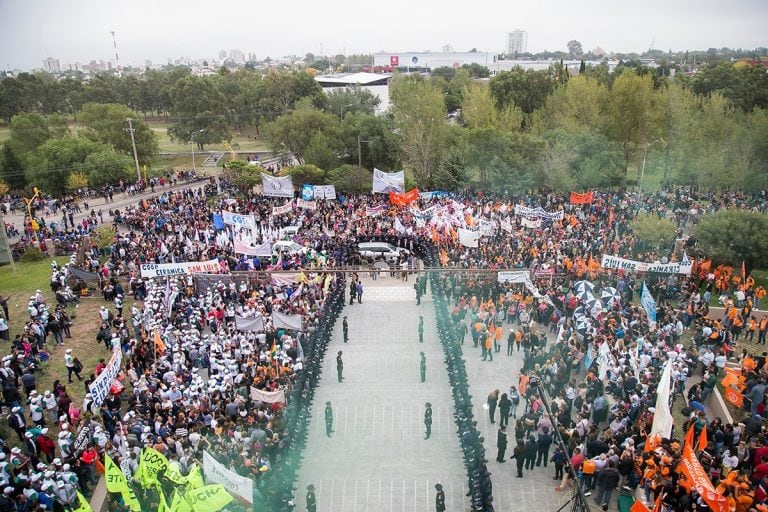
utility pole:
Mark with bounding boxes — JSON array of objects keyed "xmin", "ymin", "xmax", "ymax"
[
  {"xmin": 357, "ymin": 134, "xmax": 362, "ymax": 168},
  {"xmin": 125, "ymin": 118, "xmax": 141, "ymax": 181}
]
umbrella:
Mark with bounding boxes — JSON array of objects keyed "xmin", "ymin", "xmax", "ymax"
[
  {"xmin": 573, "ymin": 280, "xmax": 594, "ymax": 295},
  {"xmin": 578, "ymin": 290, "xmax": 595, "ymax": 302},
  {"xmin": 573, "ymin": 305, "xmax": 586, "ymax": 319},
  {"xmin": 588, "ymin": 299, "xmax": 603, "ymax": 318},
  {"xmin": 601, "ymin": 287, "xmax": 620, "ymax": 307}
]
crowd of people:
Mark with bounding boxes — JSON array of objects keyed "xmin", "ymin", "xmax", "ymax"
[{"xmin": 1, "ymin": 179, "xmax": 768, "ymax": 512}]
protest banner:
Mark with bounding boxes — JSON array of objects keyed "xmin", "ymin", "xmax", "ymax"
[
  {"xmin": 600, "ymin": 254, "xmax": 693, "ymax": 275},
  {"xmin": 140, "ymin": 259, "xmax": 221, "ymax": 278},
  {"xmin": 202, "ymin": 451, "xmax": 253, "ymax": 504}
]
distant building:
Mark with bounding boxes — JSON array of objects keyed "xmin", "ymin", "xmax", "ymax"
[
  {"xmin": 42, "ymin": 57, "xmax": 60, "ymax": 73},
  {"xmin": 373, "ymin": 51, "xmax": 495, "ymax": 71},
  {"xmin": 229, "ymin": 49, "xmax": 245, "ymax": 64},
  {"xmin": 315, "ymin": 72, "xmax": 393, "ymax": 114},
  {"xmin": 218, "ymin": 50, "xmax": 227, "ymax": 60},
  {"xmin": 507, "ymin": 30, "xmax": 527, "ymax": 56}
]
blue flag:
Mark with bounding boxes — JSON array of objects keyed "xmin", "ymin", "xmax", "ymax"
[
  {"xmin": 212, "ymin": 214, "xmax": 225, "ymax": 231},
  {"xmin": 641, "ymin": 281, "xmax": 657, "ymax": 323},
  {"xmin": 302, "ymin": 184, "xmax": 314, "ymax": 201}
]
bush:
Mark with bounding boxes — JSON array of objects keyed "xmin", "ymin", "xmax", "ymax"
[
  {"xmin": 694, "ymin": 210, "xmax": 768, "ymax": 269},
  {"xmin": 20, "ymin": 247, "xmax": 45, "ymax": 262}
]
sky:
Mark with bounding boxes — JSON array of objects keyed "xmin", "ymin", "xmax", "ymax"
[{"xmin": 0, "ymin": 0, "xmax": 766, "ymax": 70}]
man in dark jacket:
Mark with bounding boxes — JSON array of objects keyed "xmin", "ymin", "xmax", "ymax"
[
  {"xmin": 524, "ymin": 435, "xmax": 538, "ymax": 470},
  {"xmin": 496, "ymin": 425, "xmax": 508, "ymax": 462},
  {"xmin": 594, "ymin": 460, "xmax": 621, "ymax": 510},
  {"xmin": 536, "ymin": 427, "xmax": 553, "ymax": 467}
]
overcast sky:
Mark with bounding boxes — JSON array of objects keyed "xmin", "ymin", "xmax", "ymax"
[{"xmin": 1, "ymin": 0, "xmax": 766, "ymax": 70}]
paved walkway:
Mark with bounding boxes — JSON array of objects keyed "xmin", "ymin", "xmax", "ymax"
[{"xmin": 295, "ymin": 275, "xmax": 468, "ymax": 512}]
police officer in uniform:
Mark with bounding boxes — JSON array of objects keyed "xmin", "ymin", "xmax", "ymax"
[
  {"xmin": 424, "ymin": 402, "xmax": 433, "ymax": 439},
  {"xmin": 420, "ymin": 352, "xmax": 426, "ymax": 382},
  {"xmin": 342, "ymin": 316, "xmax": 349, "ymax": 343},
  {"xmin": 336, "ymin": 351, "xmax": 344, "ymax": 382},
  {"xmin": 435, "ymin": 483, "xmax": 446, "ymax": 512},
  {"xmin": 418, "ymin": 316, "xmax": 424, "ymax": 343},
  {"xmin": 324, "ymin": 402, "xmax": 334, "ymax": 437},
  {"xmin": 306, "ymin": 484, "xmax": 317, "ymax": 512}
]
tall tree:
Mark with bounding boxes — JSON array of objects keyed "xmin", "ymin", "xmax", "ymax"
[
  {"xmin": 567, "ymin": 40, "xmax": 584, "ymax": 58},
  {"xmin": 390, "ymin": 76, "xmax": 446, "ymax": 187},
  {"xmin": 0, "ymin": 144, "xmax": 26, "ymax": 190},
  {"xmin": 461, "ymin": 82, "xmax": 523, "ymax": 132},
  {"xmin": 489, "ymin": 68, "xmax": 557, "ymax": 118},
  {"xmin": 78, "ymin": 103, "xmax": 158, "ymax": 164},
  {"xmin": 264, "ymin": 106, "xmax": 342, "ymax": 164},
  {"xmin": 324, "ymin": 85, "xmax": 380, "ymax": 121},
  {"xmin": 533, "ymin": 75, "xmax": 608, "ymax": 134},
  {"xmin": 168, "ymin": 75, "xmax": 230, "ymax": 150}
]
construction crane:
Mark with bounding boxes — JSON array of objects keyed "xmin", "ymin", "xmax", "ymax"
[{"xmin": 110, "ymin": 30, "xmax": 121, "ymax": 77}]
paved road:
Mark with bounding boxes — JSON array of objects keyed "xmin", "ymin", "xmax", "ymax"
[{"xmin": 295, "ymin": 276, "xmax": 468, "ymax": 512}]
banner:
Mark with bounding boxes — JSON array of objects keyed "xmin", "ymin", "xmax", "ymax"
[
  {"xmin": 389, "ymin": 188, "xmax": 419, "ymax": 206},
  {"xmin": 88, "ymin": 347, "xmax": 122, "ymax": 407},
  {"xmin": 570, "ymin": 191, "xmax": 594, "ymax": 204},
  {"xmin": 212, "ymin": 214, "xmax": 225, "ymax": 231},
  {"xmin": 140, "ymin": 259, "xmax": 220, "ymax": 278},
  {"xmin": 202, "ymin": 451, "xmax": 253, "ymax": 504},
  {"xmin": 221, "ymin": 211, "xmax": 256, "ymax": 230},
  {"xmin": 497, "ymin": 271, "xmax": 528, "ymax": 284},
  {"xmin": 650, "ymin": 359, "xmax": 673, "ymax": 440},
  {"xmin": 136, "ymin": 447, "xmax": 169, "ymax": 488},
  {"xmin": 272, "ymin": 311, "xmax": 303, "ymax": 331},
  {"xmin": 104, "ymin": 454, "xmax": 141, "ymax": 511},
  {"xmin": 372, "ymin": 168, "xmax": 404, "ymax": 193},
  {"xmin": 74, "ymin": 492, "xmax": 93, "ymax": 512},
  {"xmin": 457, "ymin": 228, "xmax": 480, "ymax": 248},
  {"xmin": 68, "ymin": 266, "xmax": 100, "ymax": 281},
  {"xmin": 418, "ymin": 191, "xmax": 451, "ymax": 200},
  {"xmin": 271, "ymin": 202, "xmax": 293, "ymax": 215},
  {"xmin": 520, "ymin": 217, "xmax": 541, "ymax": 229},
  {"xmin": 313, "ymin": 185, "xmax": 336, "ymax": 199},
  {"xmin": 301, "ymin": 184, "xmax": 314, "ymax": 200},
  {"xmin": 250, "ymin": 386, "xmax": 286, "ymax": 404},
  {"xmin": 641, "ymin": 281, "xmax": 657, "ymax": 324},
  {"xmin": 296, "ymin": 199, "xmax": 317, "ymax": 210},
  {"xmin": 513, "ymin": 205, "xmax": 564, "ymax": 221},
  {"xmin": 186, "ymin": 484, "xmax": 233, "ymax": 512},
  {"xmin": 678, "ymin": 443, "xmax": 728, "ymax": 512},
  {"xmin": 170, "ymin": 490, "xmax": 192, "ymax": 512},
  {"xmin": 600, "ymin": 255, "xmax": 693, "ymax": 275},
  {"xmin": 233, "ymin": 238, "xmax": 272, "ymax": 257},
  {"xmin": 234, "ymin": 315, "xmax": 265, "ymax": 332},
  {"xmin": 262, "ymin": 174, "xmax": 294, "ymax": 198},
  {"xmin": 365, "ymin": 205, "xmax": 386, "ymax": 217}
]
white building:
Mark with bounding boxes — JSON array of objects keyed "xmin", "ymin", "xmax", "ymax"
[
  {"xmin": 315, "ymin": 72, "xmax": 393, "ymax": 114},
  {"xmin": 373, "ymin": 51, "xmax": 495, "ymax": 70},
  {"xmin": 42, "ymin": 57, "xmax": 60, "ymax": 74},
  {"xmin": 507, "ymin": 30, "xmax": 528, "ymax": 56}
]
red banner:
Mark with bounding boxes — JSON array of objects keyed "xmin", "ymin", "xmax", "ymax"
[
  {"xmin": 389, "ymin": 188, "xmax": 419, "ymax": 206},
  {"xmin": 678, "ymin": 443, "xmax": 728, "ymax": 512},
  {"xmin": 570, "ymin": 191, "xmax": 594, "ymax": 204}
]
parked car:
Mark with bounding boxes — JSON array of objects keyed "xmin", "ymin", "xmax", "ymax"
[
  {"xmin": 357, "ymin": 242, "xmax": 409, "ymax": 262},
  {"xmin": 273, "ymin": 240, "xmax": 306, "ymax": 256}
]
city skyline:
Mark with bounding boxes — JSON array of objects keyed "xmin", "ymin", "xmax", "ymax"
[{"xmin": 1, "ymin": 0, "xmax": 766, "ymax": 71}]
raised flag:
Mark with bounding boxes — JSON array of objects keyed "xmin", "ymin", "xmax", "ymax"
[
  {"xmin": 570, "ymin": 191, "xmax": 594, "ymax": 204},
  {"xmin": 104, "ymin": 454, "xmax": 141, "ymax": 511},
  {"xmin": 372, "ymin": 168, "xmax": 404, "ymax": 193},
  {"xmin": 185, "ymin": 485, "xmax": 233, "ymax": 512},
  {"xmin": 641, "ymin": 281, "xmax": 657, "ymax": 324},
  {"xmin": 389, "ymin": 188, "xmax": 419, "ymax": 206},
  {"xmin": 649, "ymin": 359, "xmax": 673, "ymax": 440}
]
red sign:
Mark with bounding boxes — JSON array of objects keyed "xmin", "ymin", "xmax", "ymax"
[{"xmin": 390, "ymin": 56, "xmax": 399, "ymax": 67}]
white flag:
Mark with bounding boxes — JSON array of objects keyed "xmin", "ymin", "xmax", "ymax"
[
  {"xmin": 372, "ymin": 168, "xmax": 405, "ymax": 193},
  {"xmin": 457, "ymin": 228, "xmax": 480, "ymax": 248},
  {"xmin": 262, "ymin": 174, "xmax": 294, "ymax": 198}
]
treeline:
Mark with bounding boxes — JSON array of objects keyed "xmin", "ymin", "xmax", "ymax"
[{"xmin": 1, "ymin": 61, "xmax": 767, "ymax": 196}]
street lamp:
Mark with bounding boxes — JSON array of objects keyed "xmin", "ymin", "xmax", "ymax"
[
  {"xmin": 340, "ymin": 103, "xmax": 354, "ymax": 122},
  {"xmin": 189, "ymin": 129, "xmax": 205, "ymax": 173}
]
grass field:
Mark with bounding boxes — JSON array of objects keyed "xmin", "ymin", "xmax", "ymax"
[{"xmin": 0, "ymin": 256, "xmax": 113, "ymax": 444}]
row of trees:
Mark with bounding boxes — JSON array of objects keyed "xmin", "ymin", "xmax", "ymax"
[{"xmin": 1, "ymin": 61, "xmax": 767, "ymax": 195}]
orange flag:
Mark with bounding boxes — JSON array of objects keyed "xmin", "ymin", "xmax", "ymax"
[
  {"xmin": 684, "ymin": 423, "xmax": 695, "ymax": 448},
  {"xmin": 678, "ymin": 442, "xmax": 729, "ymax": 512},
  {"xmin": 652, "ymin": 494, "xmax": 663, "ymax": 512},
  {"xmin": 630, "ymin": 500, "xmax": 651, "ymax": 512},
  {"xmin": 570, "ymin": 191, "xmax": 594, "ymax": 204},
  {"xmin": 724, "ymin": 387, "xmax": 744, "ymax": 408},
  {"xmin": 697, "ymin": 426, "xmax": 708, "ymax": 451},
  {"xmin": 153, "ymin": 330, "xmax": 165, "ymax": 354}
]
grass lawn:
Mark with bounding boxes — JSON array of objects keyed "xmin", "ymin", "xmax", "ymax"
[
  {"xmin": 0, "ymin": 126, "xmax": 8, "ymax": 144},
  {"xmin": 148, "ymin": 121, "xmax": 270, "ymax": 153},
  {"xmin": 0, "ymin": 256, "xmax": 113, "ymax": 444}
]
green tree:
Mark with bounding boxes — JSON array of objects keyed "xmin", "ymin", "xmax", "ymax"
[
  {"xmin": 461, "ymin": 82, "xmax": 523, "ymax": 132},
  {"xmin": 462, "ymin": 63, "xmax": 490, "ymax": 78},
  {"xmin": 324, "ymin": 85, "xmax": 380, "ymax": 120},
  {"xmin": 66, "ymin": 172, "xmax": 89, "ymax": 192},
  {"xmin": 435, "ymin": 141, "xmax": 470, "ymax": 191},
  {"xmin": 0, "ymin": 144, "xmax": 26, "ymax": 190},
  {"xmin": 694, "ymin": 210, "xmax": 768, "ymax": 269},
  {"xmin": 265, "ymin": 107, "xmax": 342, "ymax": 164},
  {"xmin": 223, "ymin": 160, "xmax": 267, "ymax": 191},
  {"xmin": 326, "ymin": 164, "xmax": 371, "ymax": 194},
  {"xmin": 168, "ymin": 76, "xmax": 230, "ymax": 150},
  {"xmin": 745, "ymin": 107, "xmax": 768, "ymax": 189},
  {"xmin": 692, "ymin": 62, "xmax": 768, "ymax": 112},
  {"xmin": 7, "ymin": 113, "xmax": 59, "ymax": 159},
  {"xmin": 25, "ymin": 137, "xmax": 111, "ymax": 195},
  {"xmin": 78, "ymin": 103, "xmax": 159, "ymax": 164},
  {"xmin": 279, "ymin": 164, "xmax": 326, "ymax": 185},
  {"xmin": 340, "ymin": 111, "xmax": 400, "ymax": 171},
  {"xmin": 464, "ymin": 128, "xmax": 544, "ymax": 192},
  {"xmin": 489, "ymin": 68, "xmax": 557, "ymax": 120},
  {"xmin": 534, "ymin": 75, "xmax": 608, "ymax": 135},
  {"xmin": 390, "ymin": 76, "xmax": 446, "ymax": 187},
  {"xmin": 630, "ymin": 212, "xmax": 677, "ymax": 254},
  {"xmin": 604, "ymin": 70, "xmax": 664, "ymax": 175},
  {"xmin": 567, "ymin": 40, "xmax": 583, "ymax": 58},
  {"xmin": 83, "ymin": 148, "xmax": 134, "ymax": 188}
]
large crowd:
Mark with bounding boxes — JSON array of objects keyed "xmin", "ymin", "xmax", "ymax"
[{"xmin": 2, "ymin": 179, "xmax": 768, "ymax": 512}]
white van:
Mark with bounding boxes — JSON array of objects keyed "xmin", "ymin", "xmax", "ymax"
[{"xmin": 357, "ymin": 242, "xmax": 409, "ymax": 262}]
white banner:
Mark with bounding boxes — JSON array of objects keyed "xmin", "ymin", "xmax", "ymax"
[
  {"xmin": 313, "ymin": 185, "xmax": 336, "ymax": 199},
  {"xmin": 272, "ymin": 311, "xmax": 303, "ymax": 331},
  {"xmin": 203, "ymin": 451, "xmax": 253, "ymax": 504},
  {"xmin": 514, "ymin": 205, "xmax": 564, "ymax": 221},
  {"xmin": 272, "ymin": 202, "xmax": 293, "ymax": 215},
  {"xmin": 140, "ymin": 259, "xmax": 221, "ymax": 278},
  {"xmin": 372, "ymin": 168, "xmax": 405, "ymax": 193},
  {"xmin": 520, "ymin": 217, "xmax": 541, "ymax": 229},
  {"xmin": 88, "ymin": 348, "xmax": 122, "ymax": 407},
  {"xmin": 222, "ymin": 211, "xmax": 256, "ymax": 230},
  {"xmin": 600, "ymin": 254, "xmax": 692, "ymax": 275},
  {"xmin": 262, "ymin": 174, "xmax": 294, "ymax": 198},
  {"xmin": 650, "ymin": 360, "xmax": 674, "ymax": 440},
  {"xmin": 497, "ymin": 271, "xmax": 528, "ymax": 284},
  {"xmin": 235, "ymin": 315, "xmax": 265, "ymax": 332},
  {"xmin": 457, "ymin": 228, "xmax": 480, "ymax": 248},
  {"xmin": 296, "ymin": 199, "xmax": 317, "ymax": 210},
  {"xmin": 233, "ymin": 238, "xmax": 272, "ymax": 257},
  {"xmin": 250, "ymin": 386, "xmax": 286, "ymax": 404}
]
